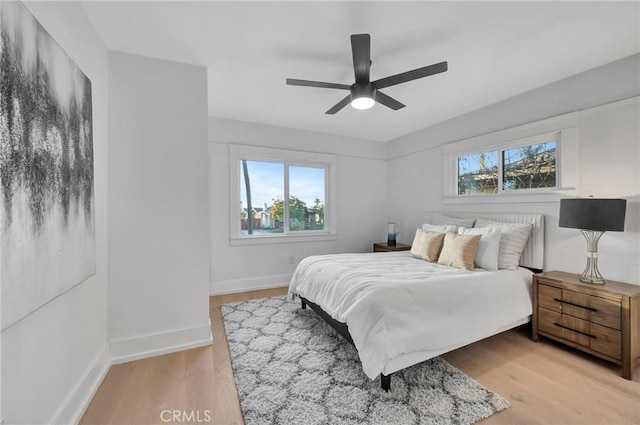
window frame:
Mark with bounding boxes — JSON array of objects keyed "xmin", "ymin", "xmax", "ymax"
[{"xmin": 229, "ymin": 145, "xmax": 337, "ymax": 245}]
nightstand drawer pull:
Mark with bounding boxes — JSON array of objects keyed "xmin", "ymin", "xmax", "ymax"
[
  {"xmin": 554, "ymin": 322, "xmax": 596, "ymax": 339},
  {"xmin": 553, "ymin": 298, "xmax": 597, "ymax": 312}
]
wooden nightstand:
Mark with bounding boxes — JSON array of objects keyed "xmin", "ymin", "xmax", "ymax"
[
  {"xmin": 373, "ymin": 242, "xmax": 411, "ymax": 252},
  {"xmin": 532, "ymin": 270, "xmax": 640, "ymax": 380}
]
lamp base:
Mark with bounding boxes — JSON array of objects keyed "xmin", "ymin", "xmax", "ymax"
[
  {"xmin": 579, "ymin": 230, "xmax": 606, "ymax": 284},
  {"xmin": 579, "ymin": 258, "xmax": 605, "ymax": 284},
  {"xmin": 579, "ymin": 276, "xmax": 605, "ymax": 284}
]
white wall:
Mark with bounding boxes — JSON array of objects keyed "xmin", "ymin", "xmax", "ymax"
[
  {"xmin": 108, "ymin": 52, "xmax": 211, "ymax": 362},
  {"xmin": 1, "ymin": 11, "xmax": 636, "ymax": 424},
  {"xmin": 1, "ymin": 2, "xmax": 109, "ymax": 424},
  {"xmin": 387, "ymin": 55, "xmax": 640, "ymax": 284},
  {"xmin": 208, "ymin": 118, "xmax": 389, "ymax": 293}
]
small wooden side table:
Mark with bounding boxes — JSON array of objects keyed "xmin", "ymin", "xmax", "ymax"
[{"xmin": 373, "ymin": 242, "xmax": 411, "ymax": 252}]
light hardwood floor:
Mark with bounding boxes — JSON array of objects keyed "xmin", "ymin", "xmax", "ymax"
[{"xmin": 81, "ymin": 287, "xmax": 640, "ymax": 425}]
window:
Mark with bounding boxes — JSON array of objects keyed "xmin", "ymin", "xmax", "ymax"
[
  {"xmin": 288, "ymin": 166, "xmax": 325, "ymax": 232},
  {"xmin": 458, "ymin": 151, "xmax": 499, "ymax": 195},
  {"xmin": 443, "ymin": 117, "xmax": 578, "ymax": 204},
  {"xmin": 230, "ymin": 145, "xmax": 337, "ymax": 244},
  {"xmin": 239, "ymin": 160, "xmax": 285, "ymax": 235},
  {"xmin": 502, "ymin": 141, "xmax": 556, "ymax": 191},
  {"xmin": 456, "ymin": 133, "xmax": 558, "ymax": 196},
  {"xmin": 239, "ymin": 161, "xmax": 325, "ymax": 235}
]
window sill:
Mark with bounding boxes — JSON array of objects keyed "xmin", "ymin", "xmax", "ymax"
[
  {"xmin": 442, "ymin": 187, "xmax": 576, "ymax": 205},
  {"xmin": 229, "ymin": 232, "xmax": 338, "ymax": 246}
]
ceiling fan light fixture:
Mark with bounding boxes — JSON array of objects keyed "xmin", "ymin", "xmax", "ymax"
[
  {"xmin": 351, "ymin": 96, "xmax": 375, "ymax": 110},
  {"xmin": 350, "ymin": 83, "xmax": 376, "ymax": 110}
]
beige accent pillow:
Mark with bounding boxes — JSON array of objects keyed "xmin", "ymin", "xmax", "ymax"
[
  {"xmin": 410, "ymin": 228, "xmax": 445, "ymax": 262},
  {"xmin": 437, "ymin": 233, "xmax": 482, "ymax": 270}
]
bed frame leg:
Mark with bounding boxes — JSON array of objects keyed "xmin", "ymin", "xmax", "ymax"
[
  {"xmin": 381, "ymin": 374, "xmax": 391, "ymax": 392},
  {"xmin": 301, "ymin": 299, "xmax": 307, "ymax": 309}
]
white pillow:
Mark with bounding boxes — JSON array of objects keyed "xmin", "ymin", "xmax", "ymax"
[
  {"xmin": 475, "ymin": 219, "xmax": 532, "ymax": 270},
  {"xmin": 458, "ymin": 226, "xmax": 502, "ymax": 271},
  {"xmin": 421, "ymin": 223, "xmax": 458, "ymax": 233},
  {"xmin": 429, "ymin": 213, "xmax": 475, "ymax": 228}
]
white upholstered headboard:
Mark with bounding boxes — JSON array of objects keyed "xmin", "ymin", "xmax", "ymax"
[{"xmin": 423, "ymin": 212, "xmax": 545, "ymax": 270}]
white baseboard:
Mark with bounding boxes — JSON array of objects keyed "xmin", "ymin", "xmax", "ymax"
[
  {"xmin": 44, "ymin": 323, "xmax": 212, "ymax": 424},
  {"xmin": 110, "ymin": 322, "xmax": 213, "ymax": 365},
  {"xmin": 51, "ymin": 343, "xmax": 110, "ymax": 425},
  {"xmin": 210, "ymin": 274, "xmax": 292, "ymax": 295}
]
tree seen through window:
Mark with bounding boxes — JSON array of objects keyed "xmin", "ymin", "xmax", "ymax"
[{"xmin": 457, "ymin": 140, "xmax": 557, "ymax": 195}]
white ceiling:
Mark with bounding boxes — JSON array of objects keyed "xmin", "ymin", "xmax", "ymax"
[{"xmin": 82, "ymin": 1, "xmax": 639, "ymax": 142}]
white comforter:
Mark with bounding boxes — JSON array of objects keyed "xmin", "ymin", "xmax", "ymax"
[{"xmin": 288, "ymin": 251, "xmax": 533, "ymax": 379}]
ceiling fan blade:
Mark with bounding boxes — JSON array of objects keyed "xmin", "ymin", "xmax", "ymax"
[
  {"xmin": 375, "ymin": 91, "xmax": 405, "ymax": 111},
  {"xmin": 373, "ymin": 61, "xmax": 448, "ymax": 89},
  {"xmin": 325, "ymin": 95, "xmax": 351, "ymax": 115},
  {"xmin": 286, "ymin": 78, "xmax": 351, "ymax": 90},
  {"xmin": 351, "ymin": 34, "xmax": 371, "ymax": 84}
]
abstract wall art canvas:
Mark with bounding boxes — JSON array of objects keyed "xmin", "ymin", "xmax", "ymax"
[{"xmin": 1, "ymin": 1, "xmax": 95, "ymax": 329}]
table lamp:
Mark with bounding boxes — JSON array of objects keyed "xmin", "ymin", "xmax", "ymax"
[{"xmin": 559, "ymin": 197, "xmax": 626, "ymax": 284}]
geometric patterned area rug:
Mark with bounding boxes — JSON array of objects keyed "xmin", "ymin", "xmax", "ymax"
[{"xmin": 221, "ymin": 296, "xmax": 509, "ymax": 425}]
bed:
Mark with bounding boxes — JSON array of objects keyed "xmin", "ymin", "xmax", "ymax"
[{"xmin": 288, "ymin": 212, "xmax": 544, "ymax": 390}]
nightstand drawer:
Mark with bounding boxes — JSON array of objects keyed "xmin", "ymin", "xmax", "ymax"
[
  {"xmin": 561, "ymin": 290, "xmax": 621, "ymax": 330},
  {"xmin": 538, "ymin": 284, "xmax": 562, "ymax": 312},
  {"xmin": 558, "ymin": 314, "xmax": 592, "ymax": 347},
  {"xmin": 538, "ymin": 309, "xmax": 622, "ymax": 359},
  {"xmin": 591, "ymin": 323, "xmax": 622, "ymax": 359},
  {"xmin": 538, "ymin": 308, "xmax": 562, "ymax": 338},
  {"xmin": 538, "ymin": 283, "xmax": 621, "ymax": 330},
  {"xmin": 539, "ymin": 309, "xmax": 592, "ymax": 347}
]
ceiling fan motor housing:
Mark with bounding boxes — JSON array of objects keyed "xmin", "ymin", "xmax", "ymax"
[{"xmin": 350, "ymin": 83, "xmax": 376, "ymax": 102}]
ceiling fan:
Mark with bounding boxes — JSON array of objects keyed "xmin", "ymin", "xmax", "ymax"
[{"xmin": 286, "ymin": 33, "xmax": 448, "ymax": 114}]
